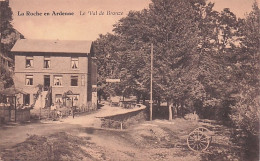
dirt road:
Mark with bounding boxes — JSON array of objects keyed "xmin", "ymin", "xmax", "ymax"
[
  {"xmin": 0, "ymin": 103, "xmax": 133, "ymax": 150},
  {"xmin": 0, "ymin": 104, "xmax": 242, "ymax": 161}
]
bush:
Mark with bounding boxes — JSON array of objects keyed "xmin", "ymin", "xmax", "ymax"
[
  {"xmin": 184, "ymin": 112, "xmax": 199, "ymax": 120},
  {"xmin": 230, "ymin": 89, "xmax": 260, "ymax": 161}
]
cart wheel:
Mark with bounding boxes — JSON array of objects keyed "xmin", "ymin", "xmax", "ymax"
[
  {"xmin": 194, "ymin": 127, "xmax": 213, "ymax": 143},
  {"xmin": 187, "ymin": 130, "xmax": 210, "ymax": 152}
]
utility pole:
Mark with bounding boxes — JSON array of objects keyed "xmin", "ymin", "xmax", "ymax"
[{"xmin": 150, "ymin": 43, "xmax": 153, "ymax": 121}]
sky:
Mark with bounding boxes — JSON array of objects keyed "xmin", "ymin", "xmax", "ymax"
[{"xmin": 9, "ymin": 0, "xmax": 258, "ymax": 41}]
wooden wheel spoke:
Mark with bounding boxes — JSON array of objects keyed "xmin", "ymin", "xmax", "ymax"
[
  {"xmin": 198, "ymin": 135, "xmax": 204, "ymax": 140},
  {"xmin": 189, "ymin": 135, "xmax": 196, "ymax": 140},
  {"xmin": 200, "ymin": 141, "xmax": 208, "ymax": 146},
  {"xmin": 198, "ymin": 144, "xmax": 207, "ymax": 150},
  {"xmin": 194, "ymin": 144, "xmax": 198, "ymax": 150},
  {"xmin": 202, "ymin": 142, "xmax": 209, "ymax": 149},
  {"xmin": 203, "ymin": 143, "xmax": 208, "ymax": 147},
  {"xmin": 192, "ymin": 143, "xmax": 197, "ymax": 149},
  {"xmin": 200, "ymin": 140, "xmax": 209, "ymax": 143},
  {"xmin": 189, "ymin": 142, "xmax": 196, "ymax": 147},
  {"xmin": 195, "ymin": 143, "xmax": 200, "ymax": 150},
  {"xmin": 198, "ymin": 143, "xmax": 203, "ymax": 150},
  {"xmin": 188, "ymin": 139, "xmax": 196, "ymax": 143},
  {"xmin": 200, "ymin": 137, "xmax": 208, "ymax": 142},
  {"xmin": 197, "ymin": 133, "xmax": 204, "ymax": 139},
  {"xmin": 200, "ymin": 140, "xmax": 209, "ymax": 149},
  {"xmin": 188, "ymin": 135, "xmax": 196, "ymax": 140},
  {"xmin": 188, "ymin": 139, "xmax": 195, "ymax": 144}
]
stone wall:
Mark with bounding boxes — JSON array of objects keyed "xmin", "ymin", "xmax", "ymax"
[{"xmin": 101, "ymin": 108, "xmax": 148, "ymax": 129}]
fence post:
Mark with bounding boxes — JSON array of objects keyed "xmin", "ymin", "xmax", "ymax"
[
  {"xmin": 14, "ymin": 96, "xmax": 17, "ymax": 122},
  {"xmin": 39, "ymin": 94, "xmax": 42, "ymax": 120}
]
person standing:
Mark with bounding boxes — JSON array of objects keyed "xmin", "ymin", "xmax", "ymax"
[{"xmin": 72, "ymin": 106, "xmax": 75, "ymax": 119}]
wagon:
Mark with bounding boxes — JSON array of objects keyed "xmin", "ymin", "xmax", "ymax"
[
  {"xmin": 109, "ymin": 96, "xmax": 121, "ymax": 107},
  {"xmin": 187, "ymin": 127, "xmax": 214, "ymax": 152}
]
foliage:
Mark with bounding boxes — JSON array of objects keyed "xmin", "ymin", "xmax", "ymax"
[
  {"xmin": 0, "ymin": 63, "xmax": 13, "ymax": 89},
  {"xmin": 31, "ymin": 84, "xmax": 43, "ymax": 108},
  {"xmin": 0, "ymin": 1, "xmax": 24, "ymax": 56},
  {"xmin": 0, "ymin": 1, "xmax": 23, "ymax": 90},
  {"xmin": 94, "ymin": 0, "xmax": 260, "ymax": 143},
  {"xmin": 230, "ymin": 1, "xmax": 260, "ymax": 135},
  {"xmin": 95, "ymin": 0, "xmax": 203, "ymax": 103}
]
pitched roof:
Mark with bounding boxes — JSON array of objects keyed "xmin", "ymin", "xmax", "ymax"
[{"xmin": 11, "ymin": 39, "xmax": 92, "ymax": 54}]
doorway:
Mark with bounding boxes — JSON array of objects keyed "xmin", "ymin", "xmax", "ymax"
[
  {"xmin": 44, "ymin": 75, "xmax": 50, "ymax": 91},
  {"xmin": 24, "ymin": 94, "xmax": 30, "ymax": 105}
]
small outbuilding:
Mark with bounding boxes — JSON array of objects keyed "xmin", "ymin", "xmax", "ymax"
[{"xmin": 0, "ymin": 87, "xmax": 31, "ymax": 123}]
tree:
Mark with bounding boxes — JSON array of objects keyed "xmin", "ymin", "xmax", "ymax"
[
  {"xmin": 96, "ymin": 0, "xmax": 206, "ymax": 119},
  {"xmin": 0, "ymin": 0, "xmax": 23, "ymax": 90},
  {"xmin": 95, "ymin": 0, "xmax": 222, "ymax": 117},
  {"xmin": 230, "ymin": 1, "xmax": 260, "ymax": 136},
  {"xmin": 0, "ymin": 0, "xmax": 24, "ymax": 57},
  {"xmin": 0, "ymin": 63, "xmax": 13, "ymax": 89},
  {"xmin": 94, "ymin": 0, "xmax": 258, "ymax": 125},
  {"xmin": 93, "ymin": 34, "xmax": 121, "ymax": 98},
  {"xmin": 94, "ymin": 2, "xmax": 259, "ymax": 159}
]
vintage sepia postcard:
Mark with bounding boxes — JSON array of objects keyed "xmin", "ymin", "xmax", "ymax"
[{"xmin": 0, "ymin": 0, "xmax": 259, "ymax": 160}]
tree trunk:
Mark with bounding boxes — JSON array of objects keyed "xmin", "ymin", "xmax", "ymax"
[
  {"xmin": 169, "ymin": 105, "xmax": 173, "ymax": 121},
  {"xmin": 158, "ymin": 97, "xmax": 161, "ymax": 107},
  {"xmin": 142, "ymin": 94, "xmax": 146, "ymax": 105},
  {"xmin": 180, "ymin": 102, "xmax": 184, "ymax": 117},
  {"xmin": 176, "ymin": 102, "xmax": 180, "ymax": 117},
  {"xmin": 136, "ymin": 92, "xmax": 141, "ymax": 104},
  {"xmin": 168, "ymin": 99, "xmax": 173, "ymax": 121}
]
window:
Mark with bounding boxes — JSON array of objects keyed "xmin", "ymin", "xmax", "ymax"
[
  {"xmin": 25, "ymin": 75, "xmax": 33, "ymax": 85},
  {"xmin": 54, "ymin": 75, "xmax": 62, "ymax": 86},
  {"xmin": 25, "ymin": 56, "xmax": 33, "ymax": 68},
  {"xmin": 81, "ymin": 75, "xmax": 85, "ymax": 86},
  {"xmin": 44, "ymin": 56, "xmax": 51, "ymax": 68},
  {"xmin": 71, "ymin": 57, "xmax": 79, "ymax": 69},
  {"xmin": 55, "ymin": 94, "xmax": 62, "ymax": 104},
  {"xmin": 71, "ymin": 76, "xmax": 78, "ymax": 86}
]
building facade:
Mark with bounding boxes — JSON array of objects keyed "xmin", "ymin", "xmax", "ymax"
[{"xmin": 11, "ymin": 39, "xmax": 97, "ymax": 109}]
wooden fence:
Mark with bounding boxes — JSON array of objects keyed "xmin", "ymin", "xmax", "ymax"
[
  {"xmin": 0, "ymin": 106, "xmax": 30, "ymax": 124},
  {"xmin": 30, "ymin": 102, "xmax": 97, "ymax": 120}
]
